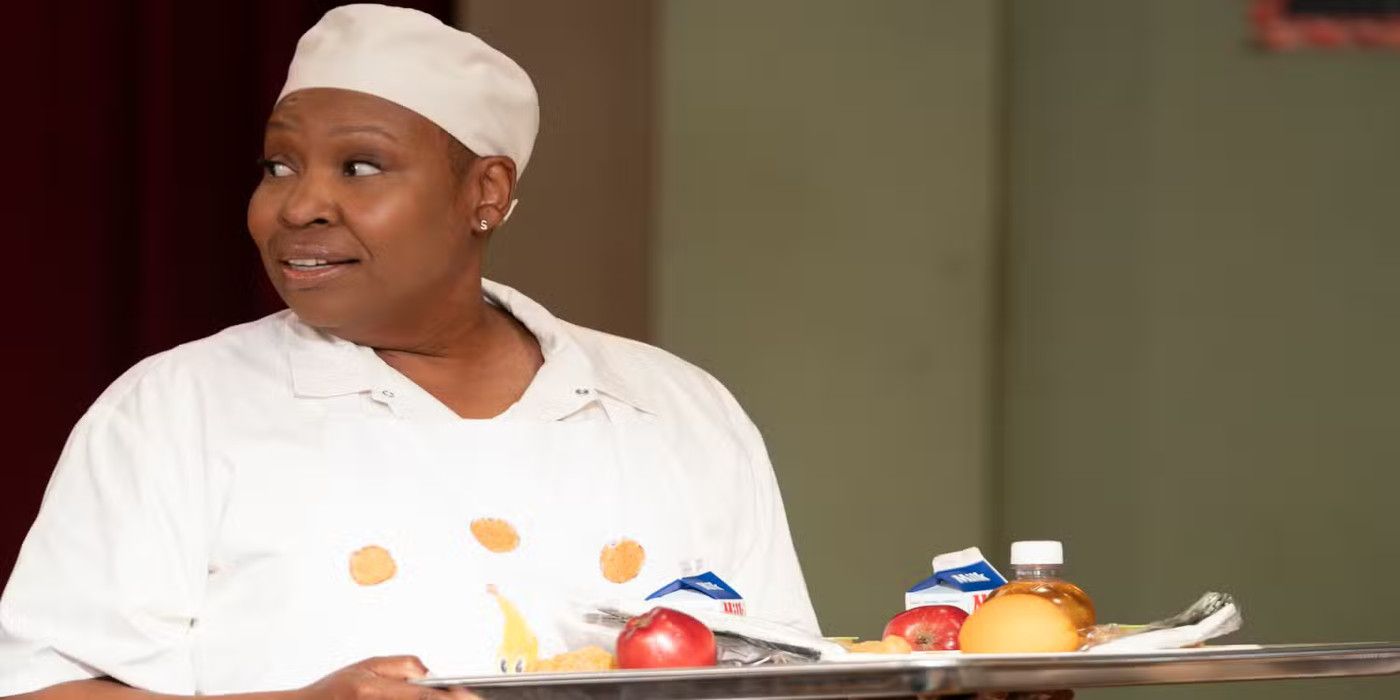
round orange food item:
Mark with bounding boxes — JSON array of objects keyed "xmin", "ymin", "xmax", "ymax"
[
  {"xmin": 470, "ymin": 518, "xmax": 521, "ymax": 553},
  {"xmin": 348, "ymin": 545, "xmax": 397, "ymax": 586},
  {"xmin": 599, "ymin": 538, "xmax": 645, "ymax": 583},
  {"xmin": 958, "ymin": 594, "xmax": 1081, "ymax": 653}
]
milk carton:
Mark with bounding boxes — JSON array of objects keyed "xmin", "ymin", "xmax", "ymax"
[
  {"xmin": 904, "ymin": 547, "xmax": 1007, "ymax": 614},
  {"xmin": 645, "ymin": 571, "xmax": 746, "ymax": 616}
]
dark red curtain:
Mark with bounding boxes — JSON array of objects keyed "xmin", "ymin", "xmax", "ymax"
[{"xmin": 2, "ymin": 1, "xmax": 454, "ymax": 580}]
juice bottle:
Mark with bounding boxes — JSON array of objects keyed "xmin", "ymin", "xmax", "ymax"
[{"xmin": 987, "ymin": 540, "xmax": 1096, "ymax": 632}]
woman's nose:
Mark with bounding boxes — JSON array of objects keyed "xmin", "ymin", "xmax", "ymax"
[{"xmin": 278, "ymin": 171, "xmax": 338, "ymax": 228}]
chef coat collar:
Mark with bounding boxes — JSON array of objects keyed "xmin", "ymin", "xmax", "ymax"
[{"xmin": 283, "ymin": 278, "xmax": 655, "ymax": 415}]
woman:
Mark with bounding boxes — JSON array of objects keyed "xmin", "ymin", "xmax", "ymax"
[{"xmin": 0, "ymin": 5, "xmax": 817, "ymax": 698}]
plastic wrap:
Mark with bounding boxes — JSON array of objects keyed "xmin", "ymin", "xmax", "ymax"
[{"xmin": 1082, "ymin": 592, "xmax": 1242, "ymax": 653}]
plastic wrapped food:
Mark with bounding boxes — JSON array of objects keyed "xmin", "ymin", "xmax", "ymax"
[{"xmin": 1082, "ymin": 592, "xmax": 1242, "ymax": 653}]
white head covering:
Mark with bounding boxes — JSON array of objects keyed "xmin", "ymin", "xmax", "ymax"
[{"xmin": 277, "ymin": 3, "xmax": 540, "ymax": 181}]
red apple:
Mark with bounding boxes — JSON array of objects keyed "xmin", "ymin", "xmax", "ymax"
[
  {"xmin": 883, "ymin": 605, "xmax": 969, "ymax": 651},
  {"xmin": 616, "ymin": 607, "xmax": 718, "ymax": 669}
]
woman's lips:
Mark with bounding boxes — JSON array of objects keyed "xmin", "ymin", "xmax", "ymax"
[{"xmin": 279, "ymin": 258, "xmax": 360, "ymax": 286}]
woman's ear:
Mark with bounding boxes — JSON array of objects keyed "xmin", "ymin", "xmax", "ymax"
[{"xmin": 470, "ymin": 156, "xmax": 518, "ymax": 234}]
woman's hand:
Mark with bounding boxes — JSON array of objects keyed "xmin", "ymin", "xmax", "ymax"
[{"xmin": 298, "ymin": 656, "xmax": 477, "ymax": 700}]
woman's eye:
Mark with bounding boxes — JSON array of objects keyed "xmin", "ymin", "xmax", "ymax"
[
  {"xmin": 259, "ymin": 159, "xmax": 293, "ymax": 178},
  {"xmin": 344, "ymin": 160, "xmax": 383, "ymax": 177}
]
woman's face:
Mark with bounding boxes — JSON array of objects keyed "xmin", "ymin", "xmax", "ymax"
[{"xmin": 247, "ymin": 88, "xmax": 483, "ymax": 340}]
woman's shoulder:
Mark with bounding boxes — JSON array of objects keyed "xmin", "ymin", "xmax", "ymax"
[
  {"xmin": 558, "ymin": 320, "xmax": 753, "ymax": 428},
  {"xmin": 90, "ymin": 310, "xmax": 296, "ymax": 412}
]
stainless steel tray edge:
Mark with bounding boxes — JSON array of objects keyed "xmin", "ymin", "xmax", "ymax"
[{"xmin": 420, "ymin": 643, "xmax": 1400, "ymax": 699}]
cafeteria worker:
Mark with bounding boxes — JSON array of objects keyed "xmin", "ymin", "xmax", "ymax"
[{"xmin": 0, "ymin": 5, "xmax": 819, "ymax": 698}]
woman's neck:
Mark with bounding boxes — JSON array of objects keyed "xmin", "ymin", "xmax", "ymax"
[{"xmin": 371, "ymin": 293, "xmax": 545, "ymax": 418}]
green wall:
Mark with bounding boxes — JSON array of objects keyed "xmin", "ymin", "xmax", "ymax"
[
  {"xmin": 659, "ymin": 0, "xmax": 1399, "ymax": 696},
  {"xmin": 657, "ymin": 0, "xmax": 1002, "ymax": 639},
  {"xmin": 1002, "ymin": 1, "xmax": 1400, "ymax": 698}
]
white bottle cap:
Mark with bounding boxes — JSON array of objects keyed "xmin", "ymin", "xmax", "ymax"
[{"xmin": 1010, "ymin": 540, "xmax": 1063, "ymax": 566}]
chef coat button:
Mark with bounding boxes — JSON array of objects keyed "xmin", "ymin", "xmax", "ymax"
[
  {"xmin": 575, "ymin": 388, "xmax": 590, "ymax": 395},
  {"xmin": 380, "ymin": 389, "xmax": 395, "ymax": 399}
]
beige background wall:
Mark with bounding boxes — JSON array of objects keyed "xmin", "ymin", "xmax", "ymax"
[
  {"xmin": 1001, "ymin": 1, "xmax": 1400, "ymax": 698},
  {"xmin": 460, "ymin": 0, "xmax": 654, "ymax": 340},
  {"xmin": 656, "ymin": 0, "xmax": 1003, "ymax": 638}
]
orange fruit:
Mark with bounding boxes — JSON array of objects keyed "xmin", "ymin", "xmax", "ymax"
[{"xmin": 958, "ymin": 593, "xmax": 1081, "ymax": 653}]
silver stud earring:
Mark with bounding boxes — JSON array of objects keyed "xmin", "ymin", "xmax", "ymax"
[{"xmin": 478, "ymin": 220, "xmax": 490, "ymax": 231}]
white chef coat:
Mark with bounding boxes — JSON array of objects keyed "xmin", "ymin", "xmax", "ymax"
[{"xmin": 0, "ymin": 279, "xmax": 819, "ymax": 695}]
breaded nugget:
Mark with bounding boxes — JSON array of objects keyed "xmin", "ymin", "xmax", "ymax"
[
  {"xmin": 848, "ymin": 635, "xmax": 913, "ymax": 654},
  {"xmin": 528, "ymin": 646, "xmax": 616, "ymax": 672}
]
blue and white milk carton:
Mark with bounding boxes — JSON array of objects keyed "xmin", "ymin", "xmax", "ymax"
[
  {"xmin": 645, "ymin": 570, "xmax": 746, "ymax": 616},
  {"xmin": 904, "ymin": 546, "xmax": 1007, "ymax": 614}
]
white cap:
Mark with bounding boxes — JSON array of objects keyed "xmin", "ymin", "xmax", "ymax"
[
  {"xmin": 1010, "ymin": 540, "xmax": 1064, "ymax": 566},
  {"xmin": 277, "ymin": 4, "xmax": 540, "ymax": 180}
]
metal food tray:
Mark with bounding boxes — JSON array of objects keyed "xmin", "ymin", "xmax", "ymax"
[{"xmin": 420, "ymin": 643, "xmax": 1400, "ymax": 698}]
